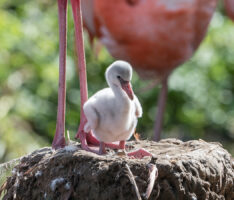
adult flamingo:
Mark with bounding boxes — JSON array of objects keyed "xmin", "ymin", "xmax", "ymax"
[{"xmin": 81, "ymin": 0, "xmax": 218, "ymax": 141}]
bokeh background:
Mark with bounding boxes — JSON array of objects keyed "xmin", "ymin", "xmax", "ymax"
[{"xmin": 0, "ymin": 0, "xmax": 234, "ymax": 168}]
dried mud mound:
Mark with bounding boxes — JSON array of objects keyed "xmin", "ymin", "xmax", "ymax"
[{"xmin": 1, "ymin": 139, "xmax": 234, "ymax": 200}]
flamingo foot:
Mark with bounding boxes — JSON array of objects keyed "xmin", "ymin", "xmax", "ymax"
[
  {"xmin": 76, "ymin": 116, "xmax": 107, "ymax": 154},
  {"xmin": 79, "ymin": 129, "xmax": 102, "ymax": 154},
  {"xmin": 86, "ymin": 131, "xmax": 100, "ymax": 146},
  {"xmin": 79, "ymin": 131, "xmax": 151, "ymax": 159},
  {"xmin": 79, "ymin": 132, "xmax": 108, "ymax": 156},
  {"xmin": 118, "ymin": 141, "xmax": 152, "ymax": 159},
  {"xmin": 127, "ymin": 148, "xmax": 152, "ymax": 159},
  {"xmin": 75, "ymin": 116, "xmax": 100, "ymax": 146}
]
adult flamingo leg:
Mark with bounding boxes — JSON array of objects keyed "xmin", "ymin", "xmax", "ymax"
[
  {"xmin": 71, "ymin": 0, "xmax": 100, "ymax": 148},
  {"xmin": 153, "ymin": 77, "xmax": 168, "ymax": 142},
  {"xmin": 52, "ymin": 0, "xmax": 68, "ymax": 149}
]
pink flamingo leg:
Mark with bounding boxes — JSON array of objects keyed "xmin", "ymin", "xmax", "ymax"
[
  {"xmin": 119, "ymin": 140, "xmax": 125, "ymax": 149},
  {"xmin": 52, "ymin": 0, "xmax": 68, "ymax": 150},
  {"xmin": 71, "ymin": 0, "xmax": 99, "ymax": 148},
  {"xmin": 153, "ymin": 77, "xmax": 168, "ymax": 142},
  {"xmin": 99, "ymin": 142, "xmax": 107, "ymax": 154},
  {"xmin": 78, "ymin": 129, "xmax": 101, "ymax": 154}
]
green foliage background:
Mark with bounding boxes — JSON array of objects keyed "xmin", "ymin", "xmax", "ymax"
[{"xmin": 0, "ymin": 0, "xmax": 234, "ymax": 168}]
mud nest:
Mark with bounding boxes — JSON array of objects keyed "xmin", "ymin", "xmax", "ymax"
[{"xmin": 1, "ymin": 139, "xmax": 234, "ymax": 200}]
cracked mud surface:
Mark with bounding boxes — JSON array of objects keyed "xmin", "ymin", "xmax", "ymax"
[{"xmin": 1, "ymin": 139, "xmax": 234, "ymax": 200}]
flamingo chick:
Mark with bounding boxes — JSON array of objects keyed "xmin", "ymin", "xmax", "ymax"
[{"xmin": 83, "ymin": 60, "xmax": 151, "ymax": 158}]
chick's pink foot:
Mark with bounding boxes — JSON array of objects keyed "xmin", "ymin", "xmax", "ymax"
[
  {"xmin": 78, "ymin": 129, "xmax": 92, "ymax": 151},
  {"xmin": 79, "ymin": 131, "xmax": 107, "ymax": 156},
  {"xmin": 119, "ymin": 141, "xmax": 152, "ymax": 159},
  {"xmin": 127, "ymin": 148, "xmax": 152, "ymax": 159}
]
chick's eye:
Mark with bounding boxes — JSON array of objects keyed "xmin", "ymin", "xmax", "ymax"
[{"xmin": 117, "ymin": 75, "xmax": 121, "ymax": 79}]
